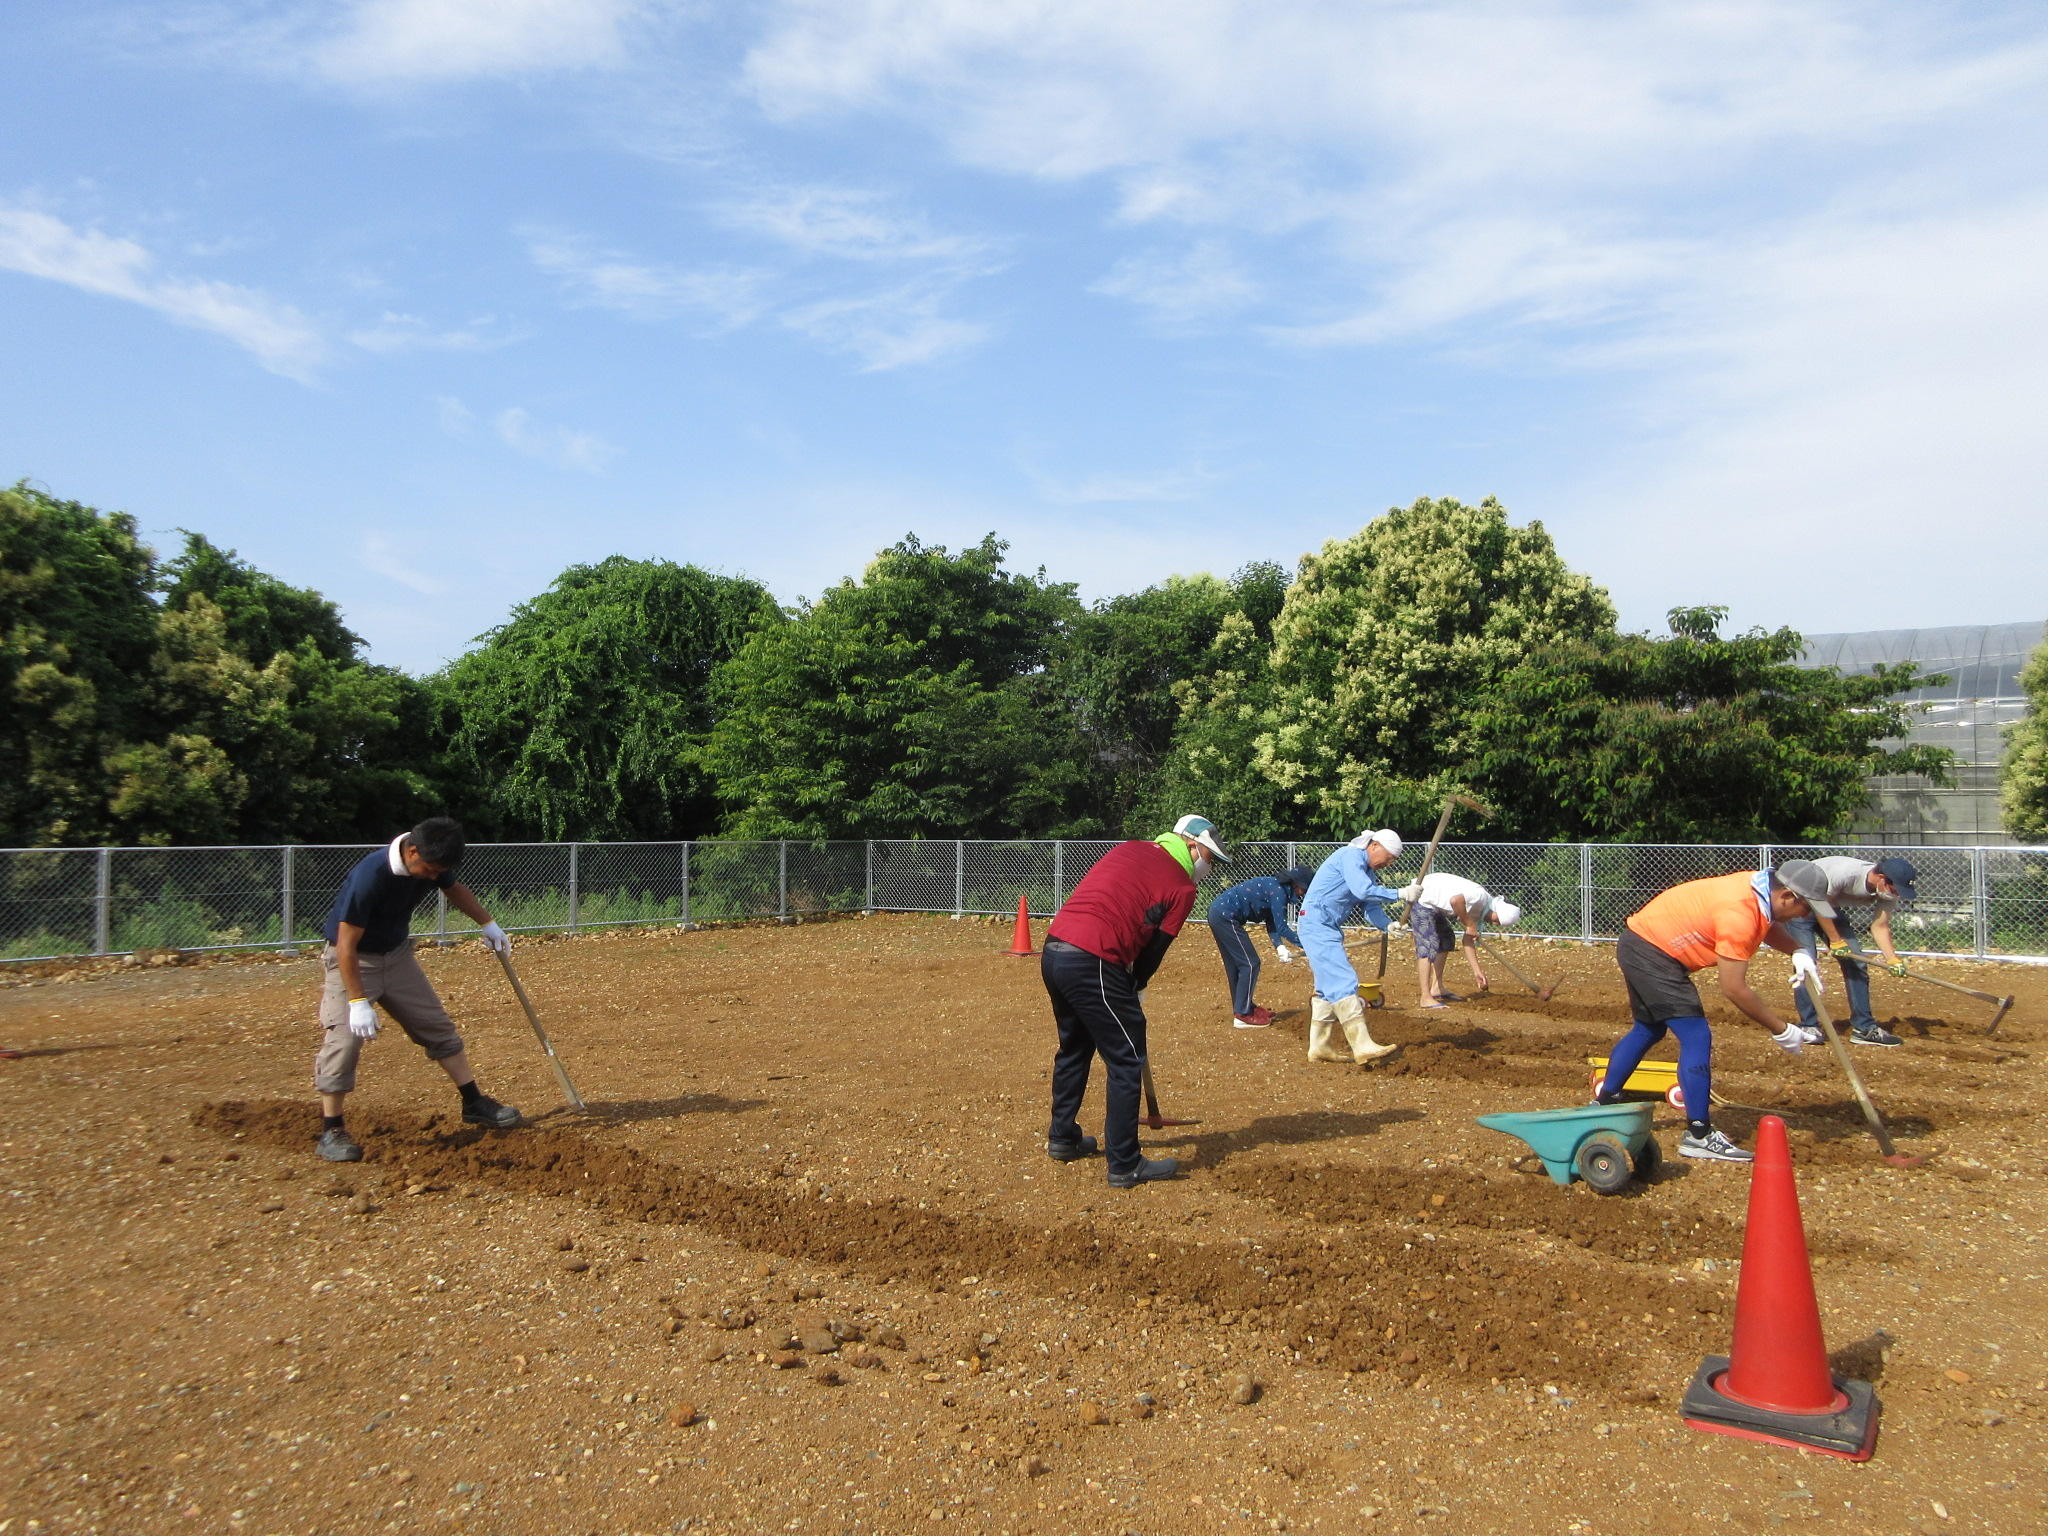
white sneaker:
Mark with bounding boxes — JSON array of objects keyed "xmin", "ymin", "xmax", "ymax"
[
  {"xmin": 1799, "ymin": 1025, "xmax": 1824, "ymax": 1045},
  {"xmin": 1678, "ymin": 1128, "xmax": 1753, "ymax": 1163}
]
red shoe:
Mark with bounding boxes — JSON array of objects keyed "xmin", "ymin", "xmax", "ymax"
[
  {"xmin": 1232, "ymin": 1012, "xmax": 1270, "ymax": 1029},
  {"xmin": 1250, "ymin": 1005, "xmax": 1275, "ymax": 1024}
]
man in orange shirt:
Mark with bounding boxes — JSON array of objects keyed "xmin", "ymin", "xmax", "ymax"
[{"xmin": 1592, "ymin": 860, "xmax": 1831, "ymax": 1163}]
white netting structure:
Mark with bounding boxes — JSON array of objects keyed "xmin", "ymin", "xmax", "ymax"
[{"xmin": 1799, "ymin": 621, "xmax": 2044, "ymax": 845}]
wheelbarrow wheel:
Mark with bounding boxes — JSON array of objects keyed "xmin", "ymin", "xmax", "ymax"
[
  {"xmin": 1629, "ymin": 1135, "xmax": 1662, "ymax": 1182},
  {"xmin": 1665, "ymin": 1083, "xmax": 1686, "ymax": 1113},
  {"xmin": 1574, "ymin": 1133, "xmax": 1634, "ymax": 1194}
]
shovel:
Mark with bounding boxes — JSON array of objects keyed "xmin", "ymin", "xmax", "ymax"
[
  {"xmin": 1140, "ymin": 1059, "xmax": 1198, "ymax": 1130},
  {"xmin": 1797, "ymin": 977, "xmax": 1923, "ymax": 1168},
  {"xmin": 1468, "ymin": 937, "xmax": 1558, "ymax": 1001},
  {"xmin": 1892, "ymin": 963, "xmax": 2015, "ymax": 1037},
  {"xmin": 495, "ymin": 949, "xmax": 587, "ymax": 1112}
]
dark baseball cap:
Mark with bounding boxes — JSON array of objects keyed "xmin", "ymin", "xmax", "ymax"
[
  {"xmin": 1281, "ymin": 866, "xmax": 1316, "ymax": 893},
  {"xmin": 1872, "ymin": 857, "xmax": 1919, "ymax": 902}
]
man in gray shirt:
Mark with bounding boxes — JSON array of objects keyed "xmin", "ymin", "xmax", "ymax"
[{"xmin": 1781, "ymin": 856, "xmax": 1918, "ymax": 1047}]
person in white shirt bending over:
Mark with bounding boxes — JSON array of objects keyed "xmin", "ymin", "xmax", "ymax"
[{"xmin": 1397, "ymin": 872, "xmax": 1522, "ymax": 1009}]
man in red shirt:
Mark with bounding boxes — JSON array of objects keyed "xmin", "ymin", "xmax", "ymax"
[{"xmin": 1042, "ymin": 816, "xmax": 1228, "ymax": 1188}]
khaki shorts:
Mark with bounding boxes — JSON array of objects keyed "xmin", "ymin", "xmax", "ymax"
[{"xmin": 313, "ymin": 939, "xmax": 465, "ymax": 1094}]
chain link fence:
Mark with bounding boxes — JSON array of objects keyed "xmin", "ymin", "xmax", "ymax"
[{"xmin": 5, "ymin": 839, "xmax": 2045, "ymax": 965}]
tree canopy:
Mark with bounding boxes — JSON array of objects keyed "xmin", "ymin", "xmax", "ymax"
[
  {"xmin": 702, "ymin": 535, "xmax": 1090, "ymax": 839},
  {"xmin": 1251, "ymin": 496, "xmax": 1617, "ymax": 835},
  {"xmin": 440, "ymin": 556, "xmax": 781, "ymax": 841},
  {"xmin": 1464, "ymin": 605, "xmax": 1952, "ymax": 842},
  {"xmin": 1, "ymin": 481, "xmax": 1967, "ymax": 848}
]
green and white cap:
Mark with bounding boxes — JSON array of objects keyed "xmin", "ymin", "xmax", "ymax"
[{"xmin": 1172, "ymin": 814, "xmax": 1232, "ymax": 862}]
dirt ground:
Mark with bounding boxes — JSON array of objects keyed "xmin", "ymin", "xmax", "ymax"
[{"xmin": 3, "ymin": 914, "xmax": 2044, "ymax": 1536}]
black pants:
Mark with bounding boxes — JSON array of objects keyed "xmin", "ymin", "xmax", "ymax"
[
  {"xmin": 1208, "ymin": 913, "xmax": 1262, "ymax": 1014},
  {"xmin": 1042, "ymin": 939, "xmax": 1149, "ymax": 1177}
]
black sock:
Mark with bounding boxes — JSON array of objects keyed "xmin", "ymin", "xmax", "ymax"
[
  {"xmin": 323, "ymin": 1115, "xmax": 345, "ymax": 1132},
  {"xmin": 1687, "ymin": 1119, "xmax": 1712, "ymax": 1139},
  {"xmin": 457, "ymin": 1081, "xmax": 483, "ymax": 1105}
]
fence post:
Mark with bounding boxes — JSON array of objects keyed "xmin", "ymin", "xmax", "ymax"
[
  {"xmin": 94, "ymin": 848, "xmax": 112, "ymax": 956},
  {"xmin": 280, "ymin": 846, "xmax": 295, "ymax": 951},
  {"xmin": 865, "ymin": 840, "xmax": 875, "ymax": 913},
  {"xmin": 1053, "ymin": 840, "xmax": 1064, "ymax": 905},
  {"xmin": 435, "ymin": 889, "xmax": 449, "ymax": 945},
  {"xmin": 955, "ymin": 841, "xmax": 965, "ymax": 917},
  {"xmin": 680, "ymin": 842, "xmax": 691, "ymax": 927},
  {"xmin": 778, "ymin": 841, "xmax": 788, "ymax": 919},
  {"xmin": 1972, "ymin": 847, "xmax": 1989, "ymax": 958},
  {"xmin": 1579, "ymin": 844, "xmax": 1594, "ymax": 942},
  {"xmin": 568, "ymin": 842, "xmax": 582, "ymax": 931},
  {"xmin": 1758, "ymin": 843, "xmax": 1772, "ymax": 873}
]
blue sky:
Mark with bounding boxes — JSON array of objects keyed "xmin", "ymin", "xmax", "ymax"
[{"xmin": 5, "ymin": 0, "xmax": 2045, "ymax": 674}]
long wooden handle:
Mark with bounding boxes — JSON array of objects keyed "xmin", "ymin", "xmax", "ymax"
[
  {"xmin": 496, "ymin": 950, "xmax": 586, "ymax": 1111},
  {"xmin": 1141, "ymin": 1059, "xmax": 1163, "ymax": 1125},
  {"xmin": 1800, "ymin": 979, "xmax": 1897, "ymax": 1159},
  {"xmin": 1414, "ymin": 800, "xmax": 1457, "ymax": 884},
  {"xmin": 1470, "ymin": 938, "xmax": 1543, "ymax": 997},
  {"xmin": 1898, "ymin": 965, "xmax": 2006, "ymax": 1007}
]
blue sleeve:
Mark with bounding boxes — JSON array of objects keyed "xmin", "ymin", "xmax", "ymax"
[{"xmin": 1264, "ymin": 887, "xmax": 1301, "ymax": 947}]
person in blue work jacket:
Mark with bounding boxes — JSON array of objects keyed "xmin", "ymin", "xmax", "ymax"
[
  {"xmin": 1205, "ymin": 866, "xmax": 1315, "ymax": 1028},
  {"xmin": 1297, "ymin": 830, "xmax": 1407, "ymax": 1064}
]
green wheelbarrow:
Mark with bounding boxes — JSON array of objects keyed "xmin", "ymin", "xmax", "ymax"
[{"xmin": 1474, "ymin": 1102, "xmax": 1660, "ymax": 1193}]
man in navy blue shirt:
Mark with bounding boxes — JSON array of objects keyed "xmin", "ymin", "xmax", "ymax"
[
  {"xmin": 1204, "ymin": 867, "xmax": 1313, "ymax": 1027},
  {"xmin": 313, "ymin": 817, "xmax": 521, "ymax": 1162}
]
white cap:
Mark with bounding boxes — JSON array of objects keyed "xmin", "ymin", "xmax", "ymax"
[
  {"xmin": 1490, "ymin": 900, "xmax": 1522, "ymax": 926},
  {"xmin": 1351, "ymin": 828, "xmax": 1403, "ymax": 857},
  {"xmin": 1171, "ymin": 814, "xmax": 1231, "ymax": 863}
]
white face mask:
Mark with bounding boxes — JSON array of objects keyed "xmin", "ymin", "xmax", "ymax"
[{"xmin": 1191, "ymin": 851, "xmax": 1213, "ymax": 881}]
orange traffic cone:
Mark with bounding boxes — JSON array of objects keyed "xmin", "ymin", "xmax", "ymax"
[
  {"xmin": 1006, "ymin": 895, "xmax": 1036, "ymax": 957},
  {"xmin": 1681, "ymin": 1115, "xmax": 1880, "ymax": 1459}
]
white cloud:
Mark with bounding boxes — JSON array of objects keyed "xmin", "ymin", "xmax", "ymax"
[
  {"xmin": 530, "ymin": 226, "xmax": 992, "ymax": 369},
  {"xmin": 778, "ymin": 283, "xmax": 987, "ymax": 371},
  {"xmin": 493, "ymin": 406, "xmax": 619, "ymax": 472},
  {"xmin": 713, "ymin": 184, "xmax": 993, "ymax": 264},
  {"xmin": 434, "ymin": 394, "xmax": 476, "ymax": 434},
  {"xmin": 362, "ymin": 530, "xmax": 449, "ymax": 594},
  {"xmin": 1091, "ymin": 239, "xmax": 1258, "ymax": 328},
  {"xmin": 348, "ymin": 310, "xmax": 522, "ymax": 354},
  {"xmin": 526, "ymin": 231, "xmax": 769, "ymax": 327},
  {"xmin": 156, "ymin": 0, "xmax": 660, "ymax": 84},
  {"xmin": 0, "ymin": 202, "xmax": 327, "ymax": 379}
]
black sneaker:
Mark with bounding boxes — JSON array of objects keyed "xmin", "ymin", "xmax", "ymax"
[
  {"xmin": 1047, "ymin": 1135, "xmax": 1099, "ymax": 1163},
  {"xmin": 1851, "ymin": 1023, "xmax": 1903, "ymax": 1047},
  {"xmin": 461, "ymin": 1095, "xmax": 522, "ymax": 1129},
  {"xmin": 1107, "ymin": 1156, "xmax": 1181, "ymax": 1189},
  {"xmin": 316, "ymin": 1127, "xmax": 364, "ymax": 1162}
]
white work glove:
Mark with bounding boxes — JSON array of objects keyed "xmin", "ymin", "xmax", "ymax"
[
  {"xmin": 1273, "ymin": 943, "xmax": 1295, "ymax": 964},
  {"xmin": 479, "ymin": 920, "xmax": 512, "ymax": 956},
  {"xmin": 347, "ymin": 999, "xmax": 378, "ymax": 1039},
  {"xmin": 1398, "ymin": 882, "xmax": 1423, "ymax": 902},
  {"xmin": 1771, "ymin": 1022, "xmax": 1804, "ymax": 1054},
  {"xmin": 1789, "ymin": 950, "xmax": 1824, "ymax": 995}
]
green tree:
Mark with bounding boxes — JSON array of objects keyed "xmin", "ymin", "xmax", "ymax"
[
  {"xmin": 439, "ymin": 556, "xmax": 782, "ymax": 840},
  {"xmin": 1256, "ymin": 496, "xmax": 1617, "ymax": 834},
  {"xmin": 1132, "ymin": 606, "xmax": 1292, "ymax": 838},
  {"xmin": 2002, "ymin": 625, "xmax": 2048, "ymax": 841},
  {"xmin": 1464, "ymin": 605, "xmax": 1953, "ymax": 841},
  {"xmin": 0, "ymin": 484, "xmax": 160, "ymax": 843},
  {"xmin": 160, "ymin": 532, "xmax": 363, "ymax": 665},
  {"xmin": 704, "ymin": 534, "xmax": 1089, "ymax": 838}
]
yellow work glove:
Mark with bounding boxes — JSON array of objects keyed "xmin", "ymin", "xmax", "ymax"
[{"xmin": 1828, "ymin": 943, "xmax": 1855, "ymax": 959}]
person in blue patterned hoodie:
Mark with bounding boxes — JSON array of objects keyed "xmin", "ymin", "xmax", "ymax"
[{"xmin": 1203, "ymin": 866, "xmax": 1315, "ymax": 1028}]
